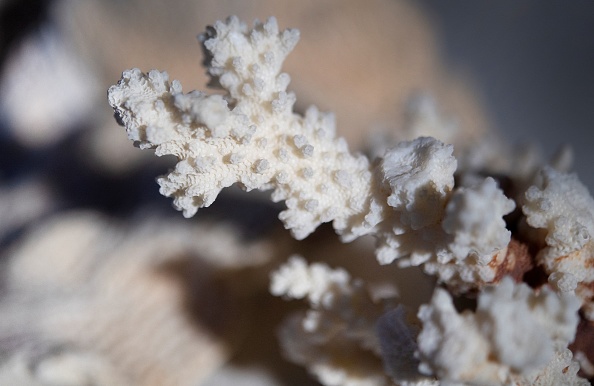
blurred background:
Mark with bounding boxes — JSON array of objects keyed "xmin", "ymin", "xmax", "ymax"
[
  {"xmin": 418, "ymin": 0, "xmax": 594, "ymax": 190},
  {"xmin": 0, "ymin": 1, "xmax": 592, "ymax": 385}
]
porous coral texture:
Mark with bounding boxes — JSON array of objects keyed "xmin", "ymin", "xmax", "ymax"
[
  {"xmin": 109, "ymin": 16, "xmax": 521, "ymax": 296},
  {"xmin": 109, "ymin": 17, "xmax": 377, "ymax": 242},
  {"xmin": 107, "ymin": 13, "xmax": 594, "ymax": 385},
  {"xmin": 428, "ymin": 177, "xmax": 516, "ymax": 292},
  {"xmin": 377, "ymin": 150, "xmax": 517, "ymax": 293},
  {"xmin": 416, "ymin": 277, "xmax": 585, "ymax": 386},
  {"xmin": 523, "ymin": 166, "xmax": 594, "ymax": 318}
]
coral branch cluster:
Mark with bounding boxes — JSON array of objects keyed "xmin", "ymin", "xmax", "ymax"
[
  {"xmin": 416, "ymin": 277, "xmax": 583, "ymax": 385},
  {"xmin": 109, "ymin": 17, "xmax": 374, "ymax": 241},
  {"xmin": 271, "ymin": 256, "xmax": 393, "ymax": 386},
  {"xmin": 109, "ymin": 16, "xmax": 593, "ymax": 386}
]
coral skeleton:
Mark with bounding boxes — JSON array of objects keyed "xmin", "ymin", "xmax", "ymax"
[
  {"xmin": 416, "ymin": 277, "xmax": 584, "ymax": 385},
  {"xmin": 523, "ymin": 166, "xmax": 594, "ymax": 319},
  {"xmin": 270, "ymin": 256, "xmax": 393, "ymax": 386},
  {"xmin": 108, "ymin": 16, "xmax": 593, "ymax": 386}
]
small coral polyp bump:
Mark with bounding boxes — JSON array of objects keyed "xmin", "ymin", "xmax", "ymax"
[{"xmin": 109, "ymin": 15, "xmax": 593, "ymax": 386}]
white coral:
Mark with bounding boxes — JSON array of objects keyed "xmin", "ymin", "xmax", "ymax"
[
  {"xmin": 425, "ymin": 177, "xmax": 516, "ymax": 290},
  {"xmin": 270, "ymin": 255, "xmax": 351, "ymax": 307},
  {"xmin": 417, "ymin": 287, "xmax": 499, "ymax": 384},
  {"xmin": 271, "ymin": 256, "xmax": 393, "ymax": 386},
  {"xmin": 105, "ymin": 14, "xmax": 594, "ymax": 385},
  {"xmin": 442, "ymin": 177, "xmax": 515, "ymax": 261},
  {"xmin": 108, "ymin": 17, "xmax": 376, "ymax": 241},
  {"xmin": 517, "ymin": 348, "xmax": 589, "ymax": 386},
  {"xmin": 108, "ymin": 16, "xmax": 521, "ymax": 301},
  {"xmin": 382, "ymin": 136, "xmax": 457, "ymax": 232},
  {"xmin": 374, "ymin": 136, "xmax": 456, "ymax": 267},
  {"xmin": 523, "ymin": 166, "xmax": 594, "ymax": 316},
  {"xmin": 417, "ymin": 277, "xmax": 583, "ymax": 385},
  {"xmin": 523, "ymin": 167, "xmax": 594, "ymax": 281},
  {"xmin": 109, "ymin": 16, "xmax": 521, "ymax": 293},
  {"xmin": 377, "ymin": 167, "xmax": 516, "ymax": 292}
]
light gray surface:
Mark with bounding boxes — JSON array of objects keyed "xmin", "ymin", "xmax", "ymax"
[{"xmin": 419, "ymin": 1, "xmax": 594, "ymax": 191}]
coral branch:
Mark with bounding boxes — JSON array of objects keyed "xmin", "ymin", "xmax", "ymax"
[
  {"xmin": 109, "ymin": 15, "xmax": 524, "ymax": 291},
  {"xmin": 108, "ymin": 14, "xmax": 594, "ymax": 385},
  {"xmin": 109, "ymin": 17, "xmax": 376, "ymax": 241},
  {"xmin": 417, "ymin": 277, "xmax": 585, "ymax": 385}
]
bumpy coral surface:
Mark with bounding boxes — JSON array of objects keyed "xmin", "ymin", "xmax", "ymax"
[
  {"xmin": 109, "ymin": 14, "xmax": 594, "ymax": 386},
  {"xmin": 524, "ymin": 167, "xmax": 594, "ymax": 271},
  {"xmin": 109, "ymin": 17, "xmax": 376, "ymax": 242},
  {"xmin": 109, "ymin": 16, "xmax": 520, "ymax": 293},
  {"xmin": 523, "ymin": 166, "xmax": 594, "ymax": 319}
]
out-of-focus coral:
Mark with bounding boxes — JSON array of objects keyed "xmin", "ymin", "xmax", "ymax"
[
  {"xmin": 0, "ymin": 212, "xmax": 275, "ymax": 386},
  {"xmin": 270, "ymin": 256, "xmax": 395, "ymax": 386},
  {"xmin": 0, "ymin": 25, "xmax": 99, "ymax": 148},
  {"xmin": 416, "ymin": 277, "xmax": 585, "ymax": 385},
  {"xmin": 0, "ymin": 347, "xmax": 130, "ymax": 386}
]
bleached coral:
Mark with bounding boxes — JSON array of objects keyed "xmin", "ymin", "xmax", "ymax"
[
  {"xmin": 524, "ymin": 167, "xmax": 594, "ymax": 263},
  {"xmin": 108, "ymin": 17, "xmax": 376, "ymax": 241},
  {"xmin": 271, "ymin": 256, "xmax": 394, "ymax": 386},
  {"xmin": 442, "ymin": 177, "xmax": 514, "ymax": 261},
  {"xmin": 373, "ymin": 139, "xmax": 519, "ymax": 294},
  {"xmin": 107, "ymin": 14, "xmax": 594, "ymax": 386},
  {"xmin": 109, "ymin": 17, "xmax": 522, "ymax": 296},
  {"xmin": 523, "ymin": 166, "xmax": 594, "ymax": 317},
  {"xmin": 374, "ymin": 136, "xmax": 456, "ymax": 265},
  {"xmin": 416, "ymin": 277, "xmax": 585, "ymax": 385},
  {"xmin": 377, "ymin": 157, "xmax": 517, "ymax": 292},
  {"xmin": 427, "ymin": 177, "xmax": 517, "ymax": 291}
]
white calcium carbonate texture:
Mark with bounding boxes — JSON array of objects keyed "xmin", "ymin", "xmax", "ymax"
[
  {"xmin": 109, "ymin": 17, "xmax": 376, "ymax": 242},
  {"xmin": 108, "ymin": 15, "xmax": 594, "ymax": 385},
  {"xmin": 523, "ymin": 166, "xmax": 594, "ymax": 318},
  {"xmin": 109, "ymin": 16, "xmax": 523, "ymax": 294}
]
